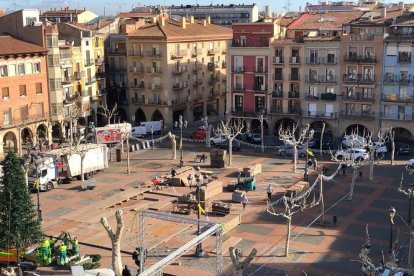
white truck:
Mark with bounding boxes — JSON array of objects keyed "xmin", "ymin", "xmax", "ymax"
[
  {"xmin": 28, "ymin": 144, "xmax": 108, "ymax": 191},
  {"xmin": 139, "ymin": 121, "xmax": 162, "ymax": 134},
  {"xmin": 131, "ymin": 126, "xmax": 147, "ymax": 138}
]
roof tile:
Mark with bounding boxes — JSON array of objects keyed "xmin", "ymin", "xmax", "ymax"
[{"xmin": 0, "ymin": 35, "xmax": 48, "ymax": 56}]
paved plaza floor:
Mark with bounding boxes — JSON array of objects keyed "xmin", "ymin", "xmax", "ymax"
[{"xmin": 32, "ymin": 143, "xmax": 412, "ymax": 275}]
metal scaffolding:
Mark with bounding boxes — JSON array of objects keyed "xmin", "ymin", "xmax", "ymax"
[{"xmin": 137, "ymin": 210, "xmax": 224, "ymax": 275}]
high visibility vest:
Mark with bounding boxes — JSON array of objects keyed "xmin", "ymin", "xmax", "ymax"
[
  {"xmin": 73, "ymin": 239, "xmax": 78, "ymax": 245},
  {"xmin": 41, "ymin": 240, "xmax": 50, "ymax": 247},
  {"xmin": 59, "ymin": 245, "xmax": 67, "ymax": 252}
]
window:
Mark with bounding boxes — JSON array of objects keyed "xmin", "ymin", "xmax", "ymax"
[
  {"xmin": 346, "ymin": 103, "xmax": 355, "ymax": 115},
  {"xmin": 309, "ymin": 68, "xmax": 318, "ymax": 81},
  {"xmin": 325, "ymin": 104, "xmax": 334, "ymax": 117},
  {"xmin": 3, "ymin": 109, "xmax": 11, "ymax": 125},
  {"xmin": 235, "ymin": 95, "xmax": 243, "ymax": 111},
  {"xmin": 401, "ymin": 71, "xmax": 409, "ymax": 82},
  {"xmin": 361, "ymin": 104, "xmax": 372, "ymax": 115},
  {"xmin": 365, "ymin": 47, "xmax": 374, "ymax": 60},
  {"xmin": 8, "ymin": 64, "xmax": 16, "ymax": 76},
  {"xmin": 0, "ymin": 65, "xmax": 7, "ymax": 77},
  {"xmin": 363, "ymin": 66, "xmax": 373, "ymax": 80},
  {"xmin": 85, "ymin": 41, "xmax": 89, "ymax": 46},
  {"xmin": 18, "ymin": 64, "xmax": 25, "ymax": 75},
  {"xmin": 234, "ymin": 56, "xmax": 243, "ymax": 71},
  {"xmin": 362, "ymin": 88, "xmax": 372, "ymax": 99},
  {"xmin": 240, "ymin": 36, "xmax": 246, "ymax": 46},
  {"xmin": 256, "ymin": 57, "xmax": 264, "ymax": 73},
  {"xmin": 275, "ymin": 48, "xmax": 283, "ymax": 59},
  {"xmin": 46, "ymin": 37, "xmax": 53, "ymax": 48},
  {"xmin": 347, "ymin": 66, "xmax": 358, "ymax": 80},
  {"xmin": 386, "ymin": 45, "xmax": 397, "ymax": 56},
  {"xmin": 326, "ymin": 86, "xmax": 335, "ymax": 94},
  {"xmin": 348, "ymin": 47, "xmax": 357, "ymax": 60},
  {"xmin": 255, "ymin": 96, "xmax": 265, "ymax": 112},
  {"xmin": 235, "ymin": 75, "xmax": 243, "ymax": 90},
  {"xmin": 19, "ymin": 85, "xmax": 26, "ymax": 97},
  {"xmin": 309, "ymin": 49, "xmax": 318, "ymax": 63},
  {"xmin": 36, "ymin": 83, "xmax": 42, "ymax": 94},
  {"xmin": 308, "ymin": 103, "xmax": 317, "ymax": 116},
  {"xmin": 26, "ymin": 62, "xmax": 33, "ymax": 74},
  {"xmin": 309, "ymin": 86, "xmax": 318, "ymax": 98},
  {"xmin": 25, "ymin": 17, "xmax": 36, "ymax": 26},
  {"xmin": 20, "ymin": 105, "xmax": 28, "ymax": 121},
  {"xmin": 326, "ymin": 68, "xmax": 335, "ymax": 81},
  {"xmin": 2, "ymin": 87, "xmax": 9, "ymax": 100},
  {"xmin": 327, "ymin": 49, "xmax": 336, "ymax": 63},
  {"xmin": 34, "ymin": 62, "xmax": 41, "ymax": 73}
]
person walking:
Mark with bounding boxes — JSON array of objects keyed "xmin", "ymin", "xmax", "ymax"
[
  {"xmin": 241, "ymin": 193, "xmax": 248, "ymax": 211},
  {"xmin": 122, "ymin": 265, "xmax": 132, "ymax": 276},
  {"xmin": 313, "ymin": 158, "xmax": 318, "ymax": 170},
  {"xmin": 266, "ymin": 184, "xmax": 273, "ymax": 201},
  {"xmin": 341, "ymin": 164, "xmax": 347, "ymax": 176}
]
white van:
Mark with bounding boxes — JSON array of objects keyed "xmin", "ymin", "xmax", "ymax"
[
  {"xmin": 131, "ymin": 126, "xmax": 147, "ymax": 138},
  {"xmin": 139, "ymin": 121, "xmax": 162, "ymax": 134},
  {"xmin": 341, "ymin": 135, "xmax": 367, "ymax": 148}
]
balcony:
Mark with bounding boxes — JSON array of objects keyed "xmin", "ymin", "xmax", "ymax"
[
  {"xmin": 172, "ymin": 66, "xmax": 187, "ymax": 75},
  {"xmin": 231, "ymin": 40, "xmax": 269, "ymax": 47},
  {"xmin": 171, "ymin": 97, "xmax": 188, "ymax": 105},
  {"xmin": 193, "ymin": 63, "xmax": 202, "ymax": 72},
  {"xmin": 255, "ymin": 67, "xmax": 267, "ymax": 74},
  {"xmin": 399, "ymin": 75, "xmax": 412, "ymax": 85},
  {"xmin": 193, "ymin": 79, "xmax": 203, "ymax": 87},
  {"xmin": 60, "ymin": 59, "xmax": 72, "ymax": 69},
  {"xmin": 131, "ymin": 97, "xmax": 164, "ymax": 105},
  {"xmin": 305, "ymin": 111, "xmax": 337, "ymax": 119},
  {"xmin": 382, "ymin": 95, "xmax": 414, "ymax": 103},
  {"xmin": 381, "ymin": 112, "xmax": 413, "ymax": 121},
  {"xmin": 288, "ymin": 91, "xmax": 299, "ymax": 98},
  {"xmin": 321, "ymin": 57, "xmax": 338, "ymax": 64},
  {"xmin": 289, "ymin": 74, "xmax": 300, "ymax": 81},
  {"xmin": 343, "ymin": 74, "xmax": 358, "ymax": 83},
  {"xmin": 343, "ymin": 74, "xmax": 376, "ymax": 84},
  {"xmin": 191, "ymin": 49, "xmax": 202, "ymax": 57},
  {"xmin": 148, "ymin": 83, "xmax": 162, "ymax": 90},
  {"xmin": 289, "ymin": 56, "xmax": 300, "ymax": 64},
  {"xmin": 130, "ymin": 82, "xmax": 145, "ymax": 89},
  {"xmin": 60, "ymin": 53, "xmax": 71, "ymax": 60},
  {"xmin": 107, "ymin": 48, "xmax": 126, "ymax": 55},
  {"xmin": 128, "ymin": 50, "xmax": 144, "ymax": 57},
  {"xmin": 272, "ymin": 90, "xmax": 283, "ymax": 97},
  {"xmin": 232, "ymin": 66, "xmax": 245, "ymax": 73},
  {"xmin": 222, "ymin": 61, "xmax": 227, "ymax": 69},
  {"xmin": 269, "ymin": 107, "xmax": 300, "ymax": 115},
  {"xmin": 207, "ymin": 49, "xmax": 218, "ymax": 55},
  {"xmin": 344, "ymin": 54, "xmax": 359, "ymax": 63},
  {"xmin": 207, "ymin": 63, "xmax": 216, "ymax": 71},
  {"xmin": 171, "ymin": 50, "xmax": 187, "ymax": 59},
  {"xmin": 343, "ymin": 93, "xmax": 375, "ymax": 102},
  {"xmin": 360, "ymin": 55, "xmax": 377, "ymax": 63},
  {"xmin": 398, "ymin": 53, "xmax": 411, "ymax": 63},
  {"xmin": 209, "ymin": 75, "xmax": 220, "ymax": 84},
  {"xmin": 383, "ymin": 74, "xmax": 397, "ymax": 84},
  {"xmin": 222, "ymin": 49, "xmax": 227, "ymax": 55},
  {"xmin": 95, "ymin": 58, "xmax": 104, "ymax": 65},
  {"xmin": 233, "ymin": 85, "xmax": 245, "ymax": 92},
  {"xmin": 350, "ymin": 34, "xmax": 375, "ymax": 41},
  {"xmin": 84, "ymin": 59, "xmax": 94, "ymax": 67},
  {"xmin": 173, "ymin": 82, "xmax": 188, "ymax": 90},
  {"xmin": 320, "ymin": 93, "xmax": 337, "ymax": 101},
  {"xmin": 307, "ymin": 94, "xmax": 319, "ymax": 100},
  {"xmin": 230, "ymin": 108, "xmax": 267, "ymax": 117},
  {"xmin": 129, "ymin": 66, "xmax": 145, "ymax": 74},
  {"xmin": 109, "ymin": 66, "xmax": 126, "ymax": 72},
  {"xmin": 321, "ymin": 75, "xmax": 337, "ymax": 83},
  {"xmin": 61, "ymin": 76, "xmax": 73, "ymax": 85},
  {"xmin": 342, "ymin": 111, "xmax": 376, "ymax": 120},
  {"xmin": 146, "ymin": 50, "xmax": 162, "ymax": 58},
  {"xmin": 253, "ymin": 85, "xmax": 266, "ymax": 92},
  {"xmin": 305, "ymin": 57, "xmax": 320, "ymax": 64},
  {"xmin": 63, "ymin": 95, "xmax": 77, "ymax": 105},
  {"xmin": 146, "ymin": 67, "xmax": 162, "ymax": 74},
  {"xmin": 209, "ymin": 90, "xmax": 221, "ymax": 98},
  {"xmin": 273, "ymin": 56, "xmax": 284, "ymax": 64},
  {"xmin": 95, "ymin": 72, "xmax": 105, "ymax": 79},
  {"xmin": 85, "ymin": 77, "xmax": 96, "ymax": 86},
  {"xmin": 73, "ymin": 71, "xmax": 85, "ymax": 80},
  {"xmin": 305, "ymin": 75, "xmax": 319, "ymax": 83},
  {"xmin": 359, "ymin": 75, "xmax": 376, "ymax": 84},
  {"xmin": 273, "ymin": 74, "xmax": 283, "ymax": 81}
]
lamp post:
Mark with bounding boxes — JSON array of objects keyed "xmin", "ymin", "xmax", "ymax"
[
  {"xmin": 195, "ymin": 173, "xmax": 205, "ymax": 257},
  {"xmin": 237, "ymin": 168, "xmax": 242, "ymax": 184},
  {"xmin": 174, "ymin": 115, "xmax": 187, "ymax": 168},
  {"xmin": 257, "ymin": 109, "xmax": 265, "ymax": 153},
  {"xmin": 187, "ymin": 174, "xmax": 193, "ymax": 191},
  {"xmin": 389, "ymin": 207, "xmax": 396, "ymax": 253},
  {"xmin": 151, "ymin": 125, "xmax": 154, "ymax": 149},
  {"xmin": 409, "ymin": 183, "xmax": 414, "ymax": 223},
  {"xmin": 201, "ymin": 116, "xmax": 210, "ymax": 148},
  {"xmin": 34, "ymin": 155, "xmax": 43, "ymax": 223},
  {"xmin": 304, "ymin": 131, "xmax": 310, "ymax": 181}
]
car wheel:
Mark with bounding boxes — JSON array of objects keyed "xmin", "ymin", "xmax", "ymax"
[
  {"xmin": 280, "ymin": 151, "xmax": 286, "ymax": 156},
  {"xmin": 211, "ymin": 141, "xmax": 215, "ymax": 145},
  {"xmin": 46, "ymin": 182, "xmax": 53, "ymax": 191},
  {"xmin": 355, "ymin": 157, "xmax": 363, "ymax": 161},
  {"xmin": 336, "ymin": 155, "xmax": 343, "ymax": 160}
]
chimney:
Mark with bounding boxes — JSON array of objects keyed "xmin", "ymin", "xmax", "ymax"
[
  {"xmin": 159, "ymin": 16, "xmax": 165, "ymax": 27},
  {"xmin": 190, "ymin": 16, "xmax": 194, "ymax": 23},
  {"xmin": 181, "ymin": 17, "xmax": 186, "ymax": 29},
  {"xmin": 207, "ymin": 16, "xmax": 211, "ymax": 24},
  {"xmin": 152, "ymin": 17, "xmax": 157, "ymax": 24},
  {"xmin": 84, "ymin": 6, "xmax": 86, "ymax": 11},
  {"xmin": 203, "ymin": 19, "xmax": 207, "ymax": 26},
  {"xmin": 75, "ymin": 9, "xmax": 77, "ymax": 14},
  {"xmin": 399, "ymin": 1, "xmax": 404, "ymax": 10},
  {"xmin": 369, "ymin": 15, "xmax": 373, "ymax": 21},
  {"xmin": 381, "ymin": 7, "xmax": 387, "ymax": 18}
]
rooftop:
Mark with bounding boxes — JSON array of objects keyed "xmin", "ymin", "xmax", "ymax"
[
  {"xmin": 128, "ymin": 18, "xmax": 232, "ymax": 42},
  {"xmin": 117, "ymin": 12, "xmax": 158, "ymax": 19},
  {"xmin": 0, "ymin": 35, "xmax": 48, "ymax": 56},
  {"xmin": 288, "ymin": 11, "xmax": 364, "ymax": 30},
  {"xmin": 42, "ymin": 7, "xmax": 87, "ymax": 15}
]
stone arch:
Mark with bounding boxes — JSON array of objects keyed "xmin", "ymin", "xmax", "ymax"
[
  {"xmin": 3, "ymin": 131, "xmax": 18, "ymax": 153},
  {"xmin": 393, "ymin": 127, "xmax": 412, "ymax": 140},
  {"xmin": 134, "ymin": 108, "xmax": 147, "ymax": 125},
  {"xmin": 273, "ymin": 118, "xmax": 297, "ymax": 135},
  {"xmin": 345, "ymin": 124, "xmax": 369, "ymax": 136},
  {"xmin": 251, "ymin": 119, "xmax": 269, "ymax": 135},
  {"xmin": 309, "ymin": 121, "xmax": 333, "ymax": 134},
  {"xmin": 21, "ymin": 127, "xmax": 33, "ymax": 144},
  {"xmin": 151, "ymin": 109, "xmax": 164, "ymax": 122},
  {"xmin": 37, "ymin": 124, "xmax": 48, "ymax": 139},
  {"xmin": 52, "ymin": 123, "xmax": 62, "ymax": 141}
]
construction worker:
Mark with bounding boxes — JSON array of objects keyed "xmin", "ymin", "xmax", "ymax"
[
  {"xmin": 72, "ymin": 237, "xmax": 79, "ymax": 255},
  {"xmin": 39, "ymin": 238, "xmax": 51, "ymax": 265},
  {"xmin": 58, "ymin": 243, "xmax": 67, "ymax": 266}
]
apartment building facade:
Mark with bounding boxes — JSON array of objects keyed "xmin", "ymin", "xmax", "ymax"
[
  {"xmin": 0, "ymin": 36, "xmax": 50, "ymax": 156},
  {"xmin": 126, "ymin": 16, "xmax": 232, "ymax": 126},
  {"xmin": 41, "ymin": 7, "xmax": 98, "ymax": 24}
]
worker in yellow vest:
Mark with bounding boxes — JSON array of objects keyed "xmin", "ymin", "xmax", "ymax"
[
  {"xmin": 38, "ymin": 239, "xmax": 51, "ymax": 265},
  {"xmin": 72, "ymin": 237, "xmax": 79, "ymax": 255},
  {"xmin": 58, "ymin": 244, "xmax": 67, "ymax": 266}
]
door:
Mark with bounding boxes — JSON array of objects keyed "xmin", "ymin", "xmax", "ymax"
[
  {"xmin": 308, "ymin": 103, "xmax": 317, "ymax": 116},
  {"xmin": 325, "ymin": 104, "xmax": 334, "ymax": 117}
]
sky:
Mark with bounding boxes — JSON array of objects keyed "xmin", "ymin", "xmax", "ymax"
[{"xmin": 1, "ymin": 0, "xmax": 311, "ymax": 16}]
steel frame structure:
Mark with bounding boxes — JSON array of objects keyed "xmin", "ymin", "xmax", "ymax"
[{"xmin": 138, "ymin": 210, "xmax": 223, "ymax": 275}]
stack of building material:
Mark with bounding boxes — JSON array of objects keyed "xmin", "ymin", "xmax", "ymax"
[
  {"xmin": 200, "ymin": 180, "xmax": 223, "ymax": 201},
  {"xmin": 286, "ymin": 181, "xmax": 310, "ymax": 198},
  {"xmin": 243, "ymin": 163, "xmax": 262, "ymax": 177},
  {"xmin": 170, "ymin": 166, "xmax": 194, "ymax": 186},
  {"xmin": 210, "ymin": 149, "xmax": 226, "ymax": 168},
  {"xmin": 212, "ymin": 200, "xmax": 232, "ymax": 215},
  {"xmin": 232, "ymin": 190, "xmax": 246, "ymax": 203}
]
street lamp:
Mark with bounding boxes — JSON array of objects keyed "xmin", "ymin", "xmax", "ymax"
[
  {"xmin": 174, "ymin": 115, "xmax": 187, "ymax": 168},
  {"xmin": 33, "ymin": 155, "xmax": 43, "ymax": 223},
  {"xmin": 408, "ymin": 183, "xmax": 414, "ymax": 223},
  {"xmin": 257, "ymin": 109, "xmax": 265, "ymax": 153},
  {"xmin": 389, "ymin": 207, "xmax": 396, "ymax": 253},
  {"xmin": 151, "ymin": 125, "xmax": 154, "ymax": 149},
  {"xmin": 237, "ymin": 168, "xmax": 242, "ymax": 184},
  {"xmin": 187, "ymin": 174, "xmax": 193, "ymax": 191},
  {"xmin": 195, "ymin": 173, "xmax": 205, "ymax": 257},
  {"xmin": 201, "ymin": 116, "xmax": 210, "ymax": 148}
]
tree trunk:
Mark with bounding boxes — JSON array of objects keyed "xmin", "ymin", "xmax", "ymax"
[
  {"xmin": 112, "ymin": 239, "xmax": 122, "ymax": 276},
  {"xmin": 80, "ymin": 155, "xmax": 85, "ymax": 182},
  {"xmin": 293, "ymin": 145, "xmax": 297, "ymax": 173},
  {"xmin": 228, "ymin": 139, "xmax": 233, "ymax": 167},
  {"xmin": 172, "ymin": 139, "xmax": 176, "ymax": 160},
  {"xmin": 348, "ymin": 169, "xmax": 358, "ymax": 201},
  {"xmin": 126, "ymin": 137, "xmax": 130, "ymax": 175},
  {"xmin": 391, "ymin": 139, "xmax": 395, "ymax": 165},
  {"xmin": 285, "ymin": 216, "xmax": 292, "ymax": 257},
  {"xmin": 320, "ymin": 123, "xmax": 325, "ymax": 156},
  {"xmin": 319, "ymin": 175, "xmax": 325, "ymax": 224},
  {"xmin": 369, "ymin": 152, "xmax": 374, "ymax": 181},
  {"xmin": 206, "ymin": 125, "xmax": 211, "ymax": 148},
  {"xmin": 409, "ymin": 231, "xmax": 414, "ymax": 269}
]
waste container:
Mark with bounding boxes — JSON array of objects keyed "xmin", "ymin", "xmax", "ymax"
[{"xmin": 116, "ymin": 149, "xmax": 121, "ymax": 162}]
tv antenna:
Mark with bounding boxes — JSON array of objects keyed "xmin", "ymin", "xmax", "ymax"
[{"xmin": 283, "ymin": 0, "xmax": 291, "ymax": 12}]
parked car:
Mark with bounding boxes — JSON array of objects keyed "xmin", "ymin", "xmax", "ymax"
[
  {"xmin": 191, "ymin": 129, "xmax": 206, "ymax": 140},
  {"xmin": 308, "ymin": 140, "xmax": 332, "ymax": 150},
  {"xmin": 341, "ymin": 135, "xmax": 367, "ymax": 148},
  {"xmin": 251, "ymin": 134, "xmax": 262, "ymax": 144},
  {"xmin": 397, "ymin": 143, "xmax": 411, "ymax": 155},
  {"xmin": 245, "ymin": 132, "xmax": 253, "ymax": 143},
  {"xmin": 407, "ymin": 158, "xmax": 414, "ymax": 168},
  {"xmin": 277, "ymin": 145, "xmax": 306, "ymax": 157},
  {"xmin": 210, "ymin": 134, "xmax": 227, "ymax": 145},
  {"xmin": 334, "ymin": 148, "xmax": 369, "ymax": 161},
  {"xmin": 373, "ymin": 142, "xmax": 388, "ymax": 153},
  {"xmin": 216, "ymin": 140, "xmax": 241, "ymax": 151}
]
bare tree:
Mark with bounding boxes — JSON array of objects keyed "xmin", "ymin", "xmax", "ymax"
[
  {"xmin": 364, "ymin": 129, "xmax": 390, "ymax": 181},
  {"xmin": 101, "ymin": 210, "xmax": 124, "ymax": 276},
  {"xmin": 319, "ymin": 122, "xmax": 326, "ymax": 156},
  {"xmin": 390, "ymin": 128, "xmax": 396, "ymax": 166},
  {"xmin": 98, "ymin": 103, "xmax": 119, "ymax": 125},
  {"xmin": 168, "ymin": 132, "xmax": 177, "ymax": 160},
  {"xmin": 229, "ymin": 247, "xmax": 257, "ymax": 276},
  {"xmin": 221, "ymin": 119, "xmax": 244, "ymax": 167},
  {"xmin": 279, "ymin": 124, "xmax": 314, "ymax": 173}
]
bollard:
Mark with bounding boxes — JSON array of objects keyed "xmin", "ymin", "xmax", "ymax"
[{"xmin": 116, "ymin": 149, "xmax": 121, "ymax": 162}]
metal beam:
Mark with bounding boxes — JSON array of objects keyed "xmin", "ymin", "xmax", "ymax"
[{"xmin": 141, "ymin": 210, "xmax": 217, "ymax": 226}]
